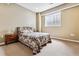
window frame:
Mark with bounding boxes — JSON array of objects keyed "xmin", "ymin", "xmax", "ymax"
[{"xmin": 45, "ymin": 11, "xmax": 61, "ymax": 27}]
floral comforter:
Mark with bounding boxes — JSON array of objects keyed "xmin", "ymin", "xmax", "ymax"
[{"xmin": 17, "ymin": 27, "xmax": 51, "ymax": 54}]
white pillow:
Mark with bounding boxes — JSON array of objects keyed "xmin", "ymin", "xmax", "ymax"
[{"xmin": 23, "ymin": 30, "xmax": 30, "ymax": 33}]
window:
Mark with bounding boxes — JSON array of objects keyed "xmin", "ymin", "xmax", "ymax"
[{"xmin": 45, "ymin": 11, "xmax": 61, "ymax": 27}]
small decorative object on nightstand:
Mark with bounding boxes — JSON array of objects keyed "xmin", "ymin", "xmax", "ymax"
[{"xmin": 5, "ymin": 34, "xmax": 18, "ymax": 45}]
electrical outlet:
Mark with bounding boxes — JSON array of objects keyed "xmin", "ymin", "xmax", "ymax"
[{"xmin": 70, "ymin": 33, "xmax": 75, "ymax": 37}]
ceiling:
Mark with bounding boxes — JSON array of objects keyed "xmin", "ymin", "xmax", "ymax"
[{"xmin": 17, "ymin": 3, "xmax": 64, "ymax": 12}]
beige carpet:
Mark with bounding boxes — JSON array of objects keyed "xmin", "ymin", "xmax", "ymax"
[
  {"xmin": 0, "ymin": 39, "xmax": 79, "ymax": 56},
  {"xmin": 0, "ymin": 42, "xmax": 33, "ymax": 56}
]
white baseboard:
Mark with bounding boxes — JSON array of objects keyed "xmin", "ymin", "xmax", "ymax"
[{"xmin": 51, "ymin": 37, "xmax": 79, "ymax": 43}]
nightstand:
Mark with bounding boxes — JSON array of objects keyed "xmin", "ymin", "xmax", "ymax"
[{"xmin": 5, "ymin": 34, "xmax": 18, "ymax": 45}]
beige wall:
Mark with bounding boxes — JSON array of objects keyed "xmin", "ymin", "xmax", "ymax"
[
  {"xmin": 41, "ymin": 5, "xmax": 79, "ymax": 40},
  {"xmin": 36, "ymin": 13, "xmax": 39, "ymax": 31},
  {"xmin": 36, "ymin": 13, "xmax": 42, "ymax": 32},
  {"xmin": 0, "ymin": 3, "xmax": 36, "ymax": 34}
]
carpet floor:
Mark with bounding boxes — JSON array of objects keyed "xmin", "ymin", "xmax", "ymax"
[{"xmin": 0, "ymin": 39, "xmax": 79, "ymax": 56}]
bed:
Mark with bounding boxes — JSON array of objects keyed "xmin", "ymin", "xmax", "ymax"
[{"xmin": 17, "ymin": 27, "xmax": 51, "ymax": 54}]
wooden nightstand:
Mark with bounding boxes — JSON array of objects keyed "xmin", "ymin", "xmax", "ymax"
[{"xmin": 5, "ymin": 34, "xmax": 18, "ymax": 45}]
